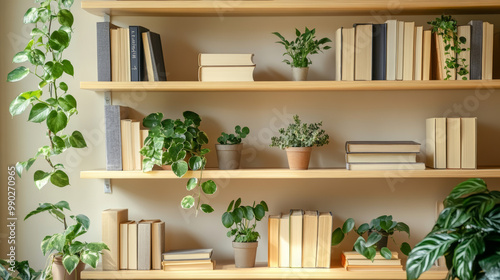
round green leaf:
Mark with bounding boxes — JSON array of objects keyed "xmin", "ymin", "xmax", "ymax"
[
  {"xmin": 49, "ymin": 30, "xmax": 70, "ymax": 52},
  {"xmin": 189, "ymin": 156, "xmax": 203, "ymax": 171},
  {"xmin": 34, "ymin": 170, "xmax": 51, "ymax": 189},
  {"xmin": 186, "ymin": 178, "xmax": 198, "ymax": 191},
  {"xmin": 62, "ymin": 59, "xmax": 74, "ymax": 76},
  {"xmin": 183, "ymin": 111, "xmax": 201, "ymax": 126},
  {"xmin": 44, "ymin": 61, "xmax": 64, "ymax": 80},
  {"xmin": 260, "ymin": 201, "xmax": 269, "ymax": 211},
  {"xmin": 9, "ymin": 96, "xmax": 30, "ymax": 116},
  {"xmin": 62, "ymin": 255, "xmax": 80, "ymax": 274},
  {"xmin": 69, "ymin": 131, "xmax": 87, "ymax": 148},
  {"xmin": 58, "ymin": 9, "xmax": 74, "ymax": 27},
  {"xmin": 400, "ymin": 242, "xmax": 411, "ymax": 256},
  {"xmin": 342, "ymin": 218, "xmax": 355, "ymax": 234},
  {"xmin": 356, "ymin": 223, "xmax": 370, "ymax": 235},
  {"xmin": 51, "ymin": 170, "xmax": 70, "ymax": 187},
  {"xmin": 201, "ymin": 204, "xmax": 214, "ymax": 213},
  {"xmin": 395, "ymin": 222, "xmax": 410, "ymax": 237},
  {"xmin": 380, "ymin": 247, "xmax": 393, "ymax": 260},
  {"xmin": 254, "ymin": 204, "xmax": 265, "ymax": 221},
  {"xmin": 172, "ymin": 160, "xmax": 188, "ymax": 178},
  {"xmin": 75, "ymin": 214, "xmax": 90, "ymax": 230},
  {"xmin": 232, "ymin": 207, "xmax": 243, "ymax": 223},
  {"xmin": 222, "ymin": 212, "xmax": 234, "ymax": 228},
  {"xmin": 181, "ymin": 196, "xmax": 195, "ymax": 209},
  {"xmin": 47, "ymin": 110, "xmax": 68, "ymax": 133},
  {"xmin": 331, "ymin": 228, "xmax": 345, "ymax": 246},
  {"xmin": 59, "ymin": 82, "xmax": 69, "ymax": 92},
  {"xmin": 7, "ymin": 66, "xmax": 30, "ymax": 82},
  {"xmin": 143, "ymin": 113, "xmax": 163, "ymax": 128},
  {"xmin": 28, "ymin": 103, "xmax": 50, "ymax": 123},
  {"xmin": 201, "ymin": 180, "xmax": 216, "ymax": 195},
  {"xmin": 243, "ymin": 206, "xmax": 255, "ymax": 220},
  {"xmin": 197, "ymin": 131, "xmax": 209, "ymax": 145}
]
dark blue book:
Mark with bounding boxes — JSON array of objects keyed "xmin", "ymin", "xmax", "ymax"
[
  {"xmin": 130, "ymin": 26, "xmax": 150, "ymax": 81},
  {"xmin": 468, "ymin": 20, "xmax": 483, "ymax": 80},
  {"xmin": 372, "ymin": 23, "xmax": 387, "ymax": 80}
]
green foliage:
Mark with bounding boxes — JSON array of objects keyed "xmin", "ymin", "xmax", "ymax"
[
  {"xmin": 270, "ymin": 115, "xmax": 329, "ymax": 149},
  {"xmin": 428, "ymin": 15, "xmax": 469, "ymax": 80},
  {"xmin": 24, "ymin": 201, "xmax": 108, "ymax": 278},
  {"xmin": 217, "ymin": 125, "xmax": 250, "ymax": 145},
  {"xmin": 272, "ymin": 27, "xmax": 332, "ymax": 68},
  {"xmin": 140, "ymin": 111, "xmax": 216, "ymax": 215},
  {"xmin": 7, "ymin": 0, "xmax": 85, "ymax": 189},
  {"xmin": 0, "ymin": 260, "xmax": 40, "ymax": 280},
  {"xmin": 406, "ymin": 178, "xmax": 500, "ymax": 280},
  {"xmin": 332, "ymin": 215, "xmax": 411, "ymax": 261},
  {"xmin": 221, "ymin": 198, "xmax": 269, "ymax": 242}
]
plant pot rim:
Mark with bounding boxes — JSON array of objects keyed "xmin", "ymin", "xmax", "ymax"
[
  {"xmin": 216, "ymin": 143, "xmax": 243, "ymax": 146},
  {"xmin": 232, "ymin": 241, "xmax": 259, "ymax": 248},
  {"xmin": 291, "ymin": 66, "xmax": 309, "ymax": 69},
  {"xmin": 285, "ymin": 146, "xmax": 313, "ymax": 150}
]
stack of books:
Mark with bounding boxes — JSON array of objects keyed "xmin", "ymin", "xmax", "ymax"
[
  {"xmin": 162, "ymin": 249, "xmax": 215, "ymax": 271},
  {"xmin": 198, "ymin": 53, "xmax": 255, "ymax": 81},
  {"xmin": 341, "ymin": 251, "xmax": 403, "ymax": 271},
  {"xmin": 426, "ymin": 117, "xmax": 477, "ymax": 169},
  {"xmin": 268, "ymin": 210, "xmax": 332, "ymax": 268},
  {"xmin": 334, "ymin": 20, "xmax": 494, "ymax": 81},
  {"xmin": 345, "ymin": 141, "xmax": 425, "ymax": 170}
]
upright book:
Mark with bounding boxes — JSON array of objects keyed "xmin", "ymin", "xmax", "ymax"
[
  {"xmin": 302, "ymin": 210, "xmax": 318, "ymax": 268},
  {"xmin": 402, "ymin": 22, "xmax": 415, "ymax": 80},
  {"xmin": 120, "ymin": 119, "xmax": 134, "ymax": 171},
  {"xmin": 129, "ymin": 26, "xmax": 150, "ymax": 81},
  {"xmin": 152, "ymin": 221, "xmax": 165, "ymax": 270},
  {"xmin": 120, "ymin": 221, "xmax": 133, "ymax": 270},
  {"xmin": 128, "ymin": 221, "xmax": 138, "ymax": 270},
  {"xmin": 316, "ymin": 212, "xmax": 332, "ymax": 268},
  {"xmin": 341, "ymin": 27, "xmax": 355, "ymax": 81},
  {"xmin": 446, "ymin": 118, "xmax": 461, "ymax": 169},
  {"xmin": 457, "ymin": 25, "xmax": 471, "ymax": 80},
  {"xmin": 143, "ymin": 31, "xmax": 167, "ymax": 81},
  {"xmin": 278, "ymin": 213, "xmax": 290, "ymax": 268},
  {"xmin": 289, "ymin": 210, "xmax": 304, "ymax": 268},
  {"xmin": 102, "ymin": 209, "xmax": 128, "ymax": 271},
  {"xmin": 104, "ymin": 105, "xmax": 129, "ymax": 171},
  {"xmin": 138, "ymin": 219, "xmax": 161, "ymax": 270},
  {"xmin": 425, "ymin": 118, "xmax": 446, "ymax": 169},
  {"xmin": 414, "ymin": 26, "xmax": 423, "ymax": 80},
  {"xmin": 268, "ymin": 215, "xmax": 280, "ymax": 268},
  {"xmin": 335, "ymin": 28, "xmax": 342, "ymax": 81},
  {"xmin": 385, "ymin": 20, "xmax": 398, "ymax": 81},
  {"xmin": 468, "ymin": 20, "xmax": 483, "ymax": 80},
  {"xmin": 96, "ymin": 22, "xmax": 117, "ymax": 81},
  {"xmin": 482, "ymin": 22, "xmax": 494, "ymax": 80},
  {"xmin": 396, "ymin": 21, "xmax": 405, "ymax": 80},
  {"xmin": 354, "ymin": 24, "xmax": 373, "ymax": 81},
  {"xmin": 131, "ymin": 121, "xmax": 142, "ymax": 171},
  {"xmin": 372, "ymin": 23, "xmax": 387, "ymax": 80},
  {"xmin": 461, "ymin": 117, "xmax": 477, "ymax": 169},
  {"xmin": 422, "ymin": 30, "xmax": 432, "ymax": 80}
]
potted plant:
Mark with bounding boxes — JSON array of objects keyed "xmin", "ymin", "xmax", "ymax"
[
  {"xmin": 332, "ymin": 215, "xmax": 411, "ymax": 261},
  {"xmin": 270, "ymin": 115, "xmax": 329, "ymax": 170},
  {"xmin": 23, "ymin": 201, "xmax": 108, "ymax": 280},
  {"xmin": 272, "ymin": 27, "xmax": 331, "ymax": 81},
  {"xmin": 140, "ymin": 111, "xmax": 217, "ymax": 215},
  {"xmin": 0, "ymin": 260, "xmax": 40, "ymax": 280},
  {"xmin": 221, "ymin": 198, "xmax": 269, "ymax": 268},
  {"xmin": 216, "ymin": 125, "xmax": 250, "ymax": 170},
  {"xmin": 406, "ymin": 178, "xmax": 500, "ymax": 280}
]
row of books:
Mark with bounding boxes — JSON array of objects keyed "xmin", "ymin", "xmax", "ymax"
[
  {"xmin": 120, "ymin": 119, "xmax": 147, "ymax": 171},
  {"xmin": 198, "ymin": 53, "xmax": 255, "ymax": 81},
  {"xmin": 268, "ymin": 210, "xmax": 332, "ymax": 268},
  {"xmin": 97, "ymin": 23, "xmax": 167, "ymax": 82},
  {"xmin": 120, "ymin": 219, "xmax": 165, "ymax": 270},
  {"xmin": 341, "ymin": 251, "xmax": 403, "ymax": 271},
  {"xmin": 426, "ymin": 117, "xmax": 477, "ymax": 169},
  {"xmin": 334, "ymin": 20, "xmax": 494, "ymax": 81},
  {"xmin": 162, "ymin": 249, "xmax": 215, "ymax": 271},
  {"xmin": 345, "ymin": 141, "xmax": 425, "ymax": 170}
]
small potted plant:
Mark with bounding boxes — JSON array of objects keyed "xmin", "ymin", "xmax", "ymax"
[
  {"xmin": 216, "ymin": 125, "xmax": 250, "ymax": 170},
  {"xmin": 24, "ymin": 201, "xmax": 109, "ymax": 280},
  {"xmin": 272, "ymin": 27, "xmax": 331, "ymax": 81},
  {"xmin": 406, "ymin": 178, "xmax": 500, "ymax": 280},
  {"xmin": 270, "ymin": 115, "xmax": 329, "ymax": 170},
  {"xmin": 221, "ymin": 198, "xmax": 269, "ymax": 268},
  {"xmin": 332, "ymin": 215, "xmax": 411, "ymax": 261}
]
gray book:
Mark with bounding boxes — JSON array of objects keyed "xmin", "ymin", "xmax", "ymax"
[
  {"xmin": 97, "ymin": 22, "xmax": 116, "ymax": 81},
  {"xmin": 105, "ymin": 105, "xmax": 129, "ymax": 170},
  {"xmin": 138, "ymin": 220, "xmax": 160, "ymax": 270},
  {"xmin": 468, "ymin": 20, "xmax": 483, "ymax": 80}
]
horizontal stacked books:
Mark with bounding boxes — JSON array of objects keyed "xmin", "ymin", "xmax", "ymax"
[
  {"xmin": 198, "ymin": 53, "xmax": 255, "ymax": 81},
  {"xmin": 426, "ymin": 117, "xmax": 477, "ymax": 169},
  {"xmin": 268, "ymin": 210, "xmax": 332, "ymax": 268},
  {"xmin": 345, "ymin": 141, "xmax": 425, "ymax": 170},
  {"xmin": 334, "ymin": 20, "xmax": 494, "ymax": 81},
  {"xmin": 341, "ymin": 251, "xmax": 403, "ymax": 271},
  {"xmin": 162, "ymin": 249, "xmax": 215, "ymax": 271}
]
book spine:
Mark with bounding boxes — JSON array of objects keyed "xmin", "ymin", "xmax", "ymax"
[
  {"xmin": 96, "ymin": 22, "xmax": 112, "ymax": 81},
  {"xmin": 372, "ymin": 23, "xmax": 387, "ymax": 80},
  {"xmin": 105, "ymin": 105, "xmax": 126, "ymax": 171},
  {"xmin": 102, "ymin": 209, "xmax": 128, "ymax": 271},
  {"xmin": 469, "ymin": 20, "xmax": 483, "ymax": 80},
  {"xmin": 130, "ymin": 26, "xmax": 139, "ymax": 82}
]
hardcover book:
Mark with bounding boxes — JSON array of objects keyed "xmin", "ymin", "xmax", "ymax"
[
  {"xmin": 102, "ymin": 209, "xmax": 129, "ymax": 271},
  {"xmin": 143, "ymin": 31, "xmax": 167, "ymax": 81},
  {"xmin": 129, "ymin": 26, "xmax": 150, "ymax": 81},
  {"xmin": 105, "ymin": 105, "xmax": 129, "ymax": 171},
  {"xmin": 372, "ymin": 23, "xmax": 387, "ymax": 80}
]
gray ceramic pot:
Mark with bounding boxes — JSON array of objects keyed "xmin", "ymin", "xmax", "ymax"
[
  {"xmin": 292, "ymin": 67, "xmax": 309, "ymax": 81},
  {"xmin": 216, "ymin": 143, "xmax": 243, "ymax": 170},
  {"xmin": 232, "ymin": 241, "xmax": 258, "ymax": 268}
]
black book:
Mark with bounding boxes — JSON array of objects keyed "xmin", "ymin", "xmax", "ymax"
[
  {"xmin": 468, "ymin": 20, "xmax": 483, "ymax": 80},
  {"xmin": 129, "ymin": 26, "xmax": 149, "ymax": 81},
  {"xmin": 96, "ymin": 22, "xmax": 116, "ymax": 81},
  {"xmin": 372, "ymin": 23, "xmax": 387, "ymax": 80},
  {"xmin": 143, "ymin": 31, "xmax": 167, "ymax": 81}
]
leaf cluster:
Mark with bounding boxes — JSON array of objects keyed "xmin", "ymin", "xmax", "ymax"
[
  {"xmin": 270, "ymin": 115, "xmax": 329, "ymax": 149},
  {"xmin": 0, "ymin": 260, "xmax": 40, "ymax": 280},
  {"xmin": 332, "ymin": 215, "xmax": 411, "ymax": 261},
  {"xmin": 272, "ymin": 27, "xmax": 332, "ymax": 68},
  {"xmin": 7, "ymin": 0, "xmax": 86, "ymax": 189},
  {"xmin": 406, "ymin": 178, "xmax": 500, "ymax": 280},
  {"xmin": 140, "ymin": 111, "xmax": 217, "ymax": 215},
  {"xmin": 24, "ymin": 201, "xmax": 109, "ymax": 278},
  {"xmin": 217, "ymin": 125, "xmax": 250, "ymax": 145},
  {"xmin": 221, "ymin": 198, "xmax": 269, "ymax": 242}
]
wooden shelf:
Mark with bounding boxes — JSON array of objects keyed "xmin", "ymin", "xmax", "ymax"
[
  {"xmin": 80, "ymin": 80, "xmax": 500, "ymax": 92},
  {"xmin": 81, "ymin": 0, "xmax": 500, "ymax": 17},
  {"xmin": 80, "ymin": 168, "xmax": 500, "ymax": 179},
  {"xmin": 81, "ymin": 263, "xmax": 447, "ymax": 279}
]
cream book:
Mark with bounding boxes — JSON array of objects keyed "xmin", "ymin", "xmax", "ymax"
[
  {"xmin": 446, "ymin": 118, "xmax": 461, "ymax": 169},
  {"xmin": 457, "ymin": 25, "xmax": 471, "ymax": 80},
  {"xmin": 335, "ymin": 28, "xmax": 342, "ymax": 81},
  {"xmin": 268, "ymin": 215, "xmax": 280, "ymax": 268},
  {"xmin": 422, "ymin": 30, "xmax": 432, "ymax": 80},
  {"xmin": 102, "ymin": 209, "xmax": 128, "ymax": 271},
  {"xmin": 316, "ymin": 212, "xmax": 333, "ymax": 268},
  {"xmin": 346, "ymin": 162, "xmax": 425, "ymax": 171},
  {"xmin": 396, "ymin": 21, "xmax": 404, "ymax": 80},
  {"xmin": 120, "ymin": 119, "xmax": 133, "ymax": 171},
  {"xmin": 128, "ymin": 221, "xmax": 138, "ymax": 270},
  {"xmin": 138, "ymin": 219, "xmax": 161, "ymax": 270},
  {"xmin": 343, "ymin": 251, "xmax": 399, "ymax": 260},
  {"xmin": 345, "ymin": 265, "xmax": 403, "ymax": 271},
  {"xmin": 302, "ymin": 210, "xmax": 318, "ymax": 268},
  {"xmin": 426, "ymin": 118, "xmax": 446, "ymax": 169},
  {"xmin": 131, "ymin": 121, "xmax": 141, "ymax": 171},
  {"xmin": 278, "ymin": 213, "xmax": 290, "ymax": 268},
  {"xmin": 403, "ymin": 22, "xmax": 415, "ymax": 80},
  {"xmin": 110, "ymin": 29, "xmax": 119, "ymax": 82},
  {"xmin": 198, "ymin": 53, "xmax": 254, "ymax": 66},
  {"xmin": 163, "ymin": 249, "xmax": 213, "ymax": 260},
  {"xmin": 162, "ymin": 260, "xmax": 215, "ymax": 271},
  {"xmin": 341, "ymin": 27, "xmax": 355, "ymax": 81},
  {"xmin": 385, "ymin": 20, "xmax": 398, "ymax": 81},
  {"xmin": 461, "ymin": 117, "xmax": 477, "ymax": 169},
  {"xmin": 120, "ymin": 221, "xmax": 134, "ymax": 270},
  {"xmin": 414, "ymin": 26, "xmax": 423, "ymax": 80},
  {"xmin": 289, "ymin": 209, "xmax": 304, "ymax": 268},
  {"xmin": 346, "ymin": 153, "xmax": 417, "ymax": 163},
  {"xmin": 346, "ymin": 259, "xmax": 402, "ymax": 266},
  {"xmin": 198, "ymin": 66, "xmax": 255, "ymax": 81},
  {"xmin": 140, "ymin": 129, "xmax": 149, "ymax": 170},
  {"xmin": 152, "ymin": 221, "xmax": 165, "ymax": 270},
  {"xmin": 483, "ymin": 22, "xmax": 494, "ymax": 80},
  {"xmin": 354, "ymin": 24, "xmax": 372, "ymax": 81}
]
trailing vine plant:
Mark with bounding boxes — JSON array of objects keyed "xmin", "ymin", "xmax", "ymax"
[
  {"xmin": 7, "ymin": 0, "xmax": 86, "ymax": 189},
  {"xmin": 428, "ymin": 15, "xmax": 469, "ymax": 80}
]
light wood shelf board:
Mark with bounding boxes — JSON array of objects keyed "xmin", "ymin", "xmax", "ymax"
[
  {"xmin": 80, "ymin": 168, "xmax": 500, "ymax": 179},
  {"xmin": 81, "ymin": 1, "xmax": 500, "ymax": 17},
  {"xmin": 80, "ymin": 80, "xmax": 500, "ymax": 92}
]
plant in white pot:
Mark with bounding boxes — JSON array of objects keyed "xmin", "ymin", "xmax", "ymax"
[
  {"xmin": 221, "ymin": 198, "xmax": 269, "ymax": 268},
  {"xmin": 270, "ymin": 115, "xmax": 329, "ymax": 170},
  {"xmin": 216, "ymin": 125, "xmax": 250, "ymax": 170},
  {"xmin": 272, "ymin": 27, "xmax": 331, "ymax": 81}
]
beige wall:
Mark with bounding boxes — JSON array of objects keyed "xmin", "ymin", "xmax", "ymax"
[{"xmin": 1, "ymin": 0, "xmax": 500, "ymax": 271}]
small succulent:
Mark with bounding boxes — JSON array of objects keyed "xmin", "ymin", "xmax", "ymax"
[
  {"xmin": 270, "ymin": 115, "xmax": 329, "ymax": 149},
  {"xmin": 217, "ymin": 125, "xmax": 250, "ymax": 145}
]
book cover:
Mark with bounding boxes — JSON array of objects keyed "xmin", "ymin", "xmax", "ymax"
[
  {"xmin": 402, "ymin": 22, "xmax": 415, "ymax": 80},
  {"xmin": 425, "ymin": 118, "xmax": 446, "ymax": 169},
  {"xmin": 335, "ymin": 27, "xmax": 342, "ymax": 81},
  {"xmin": 268, "ymin": 215, "xmax": 280, "ymax": 268},
  {"xmin": 385, "ymin": 20, "xmax": 398, "ymax": 81},
  {"xmin": 346, "ymin": 162, "xmax": 426, "ymax": 171},
  {"xmin": 278, "ymin": 213, "xmax": 290, "ymax": 268},
  {"xmin": 129, "ymin": 26, "xmax": 150, "ymax": 81},
  {"xmin": 162, "ymin": 261, "xmax": 215, "ymax": 271},
  {"xmin": 341, "ymin": 27, "xmax": 355, "ymax": 81},
  {"xmin": 104, "ymin": 105, "xmax": 129, "ymax": 171},
  {"xmin": 346, "ymin": 153, "xmax": 417, "ymax": 163},
  {"xmin": 461, "ymin": 117, "xmax": 477, "ymax": 169},
  {"xmin": 198, "ymin": 66, "xmax": 255, "ymax": 81},
  {"xmin": 414, "ymin": 26, "xmax": 423, "ymax": 80},
  {"xmin": 345, "ymin": 141, "xmax": 421, "ymax": 153},
  {"xmin": 152, "ymin": 221, "xmax": 165, "ymax": 270},
  {"xmin": 163, "ymin": 249, "xmax": 214, "ymax": 260},
  {"xmin": 128, "ymin": 221, "xmax": 138, "ymax": 270},
  {"xmin": 302, "ymin": 210, "xmax": 318, "ymax": 268},
  {"xmin": 457, "ymin": 25, "xmax": 471, "ymax": 80},
  {"xmin": 372, "ymin": 23, "xmax": 387, "ymax": 80},
  {"xmin": 468, "ymin": 20, "xmax": 483, "ymax": 80},
  {"xmin": 396, "ymin": 21, "xmax": 405, "ymax": 80},
  {"xmin": 483, "ymin": 22, "xmax": 494, "ymax": 80},
  {"xmin": 289, "ymin": 209, "xmax": 304, "ymax": 268},
  {"xmin": 446, "ymin": 118, "xmax": 461, "ymax": 169},
  {"xmin": 198, "ymin": 53, "xmax": 254, "ymax": 66},
  {"xmin": 96, "ymin": 22, "xmax": 117, "ymax": 81},
  {"xmin": 102, "ymin": 209, "xmax": 128, "ymax": 271},
  {"xmin": 120, "ymin": 119, "xmax": 133, "ymax": 171},
  {"xmin": 119, "ymin": 221, "xmax": 133, "ymax": 270},
  {"xmin": 354, "ymin": 24, "xmax": 373, "ymax": 81},
  {"xmin": 316, "ymin": 212, "xmax": 332, "ymax": 268}
]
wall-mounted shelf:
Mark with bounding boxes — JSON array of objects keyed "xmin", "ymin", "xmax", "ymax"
[
  {"xmin": 80, "ymin": 80, "xmax": 500, "ymax": 92},
  {"xmin": 81, "ymin": 0, "xmax": 500, "ymax": 17}
]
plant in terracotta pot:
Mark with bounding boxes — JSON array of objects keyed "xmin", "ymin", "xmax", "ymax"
[
  {"xmin": 0, "ymin": 259, "xmax": 40, "ymax": 280},
  {"xmin": 270, "ymin": 115, "xmax": 329, "ymax": 170},
  {"xmin": 406, "ymin": 178, "xmax": 500, "ymax": 280},
  {"xmin": 272, "ymin": 27, "xmax": 331, "ymax": 81},
  {"xmin": 140, "ymin": 111, "xmax": 217, "ymax": 215},
  {"xmin": 221, "ymin": 198, "xmax": 269, "ymax": 268},
  {"xmin": 331, "ymin": 215, "xmax": 411, "ymax": 261},
  {"xmin": 216, "ymin": 125, "xmax": 250, "ymax": 170},
  {"xmin": 24, "ymin": 201, "xmax": 109, "ymax": 280}
]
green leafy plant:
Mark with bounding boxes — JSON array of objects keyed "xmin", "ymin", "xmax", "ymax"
[
  {"xmin": 140, "ymin": 111, "xmax": 217, "ymax": 215},
  {"xmin": 272, "ymin": 27, "xmax": 332, "ymax": 68},
  {"xmin": 332, "ymin": 215, "xmax": 411, "ymax": 261},
  {"xmin": 221, "ymin": 198, "xmax": 269, "ymax": 242},
  {"xmin": 217, "ymin": 125, "xmax": 250, "ymax": 145},
  {"xmin": 7, "ymin": 0, "xmax": 87, "ymax": 189},
  {"xmin": 0, "ymin": 260, "xmax": 40, "ymax": 280},
  {"xmin": 428, "ymin": 15, "xmax": 469, "ymax": 80},
  {"xmin": 270, "ymin": 115, "xmax": 329, "ymax": 149},
  {"xmin": 24, "ymin": 201, "xmax": 109, "ymax": 278},
  {"xmin": 406, "ymin": 178, "xmax": 500, "ymax": 280}
]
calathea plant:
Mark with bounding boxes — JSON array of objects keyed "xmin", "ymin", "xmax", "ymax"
[
  {"xmin": 217, "ymin": 125, "xmax": 250, "ymax": 145},
  {"xmin": 140, "ymin": 111, "xmax": 217, "ymax": 215},
  {"xmin": 7, "ymin": 0, "xmax": 86, "ymax": 188}
]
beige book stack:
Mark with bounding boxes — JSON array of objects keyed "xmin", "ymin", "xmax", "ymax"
[
  {"xmin": 341, "ymin": 251, "xmax": 403, "ymax": 271},
  {"xmin": 198, "ymin": 53, "xmax": 255, "ymax": 81},
  {"xmin": 162, "ymin": 249, "xmax": 215, "ymax": 271}
]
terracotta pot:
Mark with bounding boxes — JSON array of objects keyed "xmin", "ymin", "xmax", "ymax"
[
  {"xmin": 292, "ymin": 67, "xmax": 309, "ymax": 81},
  {"xmin": 232, "ymin": 242, "xmax": 258, "ymax": 268},
  {"xmin": 285, "ymin": 147, "xmax": 312, "ymax": 170},
  {"xmin": 216, "ymin": 144, "xmax": 243, "ymax": 170},
  {"xmin": 52, "ymin": 256, "xmax": 86, "ymax": 280}
]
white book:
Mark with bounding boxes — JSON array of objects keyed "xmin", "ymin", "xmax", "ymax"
[
  {"xmin": 385, "ymin": 20, "xmax": 398, "ymax": 81},
  {"xmin": 396, "ymin": 21, "xmax": 405, "ymax": 80}
]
